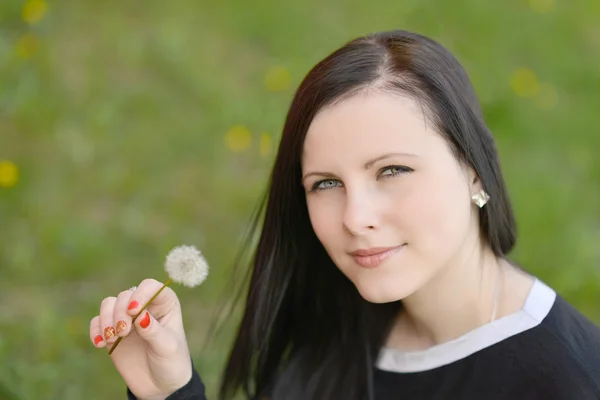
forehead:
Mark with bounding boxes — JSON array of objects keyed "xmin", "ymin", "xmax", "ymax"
[{"xmin": 302, "ymin": 92, "xmax": 440, "ymax": 167}]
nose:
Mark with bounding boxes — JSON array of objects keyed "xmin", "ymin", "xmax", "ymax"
[{"xmin": 342, "ymin": 189, "xmax": 378, "ymax": 236}]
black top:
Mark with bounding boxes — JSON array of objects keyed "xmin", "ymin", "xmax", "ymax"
[{"xmin": 127, "ymin": 279, "xmax": 600, "ymax": 399}]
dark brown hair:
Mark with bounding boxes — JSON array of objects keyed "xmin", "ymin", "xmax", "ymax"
[{"xmin": 219, "ymin": 29, "xmax": 516, "ymax": 400}]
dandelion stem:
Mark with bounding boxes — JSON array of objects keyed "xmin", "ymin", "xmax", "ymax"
[{"xmin": 108, "ymin": 278, "xmax": 173, "ymax": 355}]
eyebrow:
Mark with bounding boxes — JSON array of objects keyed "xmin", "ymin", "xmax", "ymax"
[{"xmin": 302, "ymin": 152, "xmax": 418, "ymax": 182}]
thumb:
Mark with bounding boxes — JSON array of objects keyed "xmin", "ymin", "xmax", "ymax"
[{"xmin": 133, "ymin": 311, "xmax": 179, "ymax": 358}]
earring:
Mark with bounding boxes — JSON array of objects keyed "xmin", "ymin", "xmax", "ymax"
[{"xmin": 471, "ymin": 189, "xmax": 490, "ymax": 208}]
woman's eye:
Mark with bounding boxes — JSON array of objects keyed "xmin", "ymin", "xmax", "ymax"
[
  {"xmin": 312, "ymin": 179, "xmax": 342, "ymax": 191},
  {"xmin": 309, "ymin": 166, "xmax": 412, "ymax": 192},
  {"xmin": 379, "ymin": 165, "xmax": 413, "ymax": 178}
]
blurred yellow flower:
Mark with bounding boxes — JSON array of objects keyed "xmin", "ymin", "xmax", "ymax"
[
  {"xmin": 225, "ymin": 125, "xmax": 252, "ymax": 153},
  {"xmin": 534, "ymin": 82, "xmax": 559, "ymax": 110},
  {"xmin": 265, "ymin": 65, "xmax": 292, "ymax": 92},
  {"xmin": 259, "ymin": 132, "xmax": 272, "ymax": 157},
  {"xmin": 15, "ymin": 33, "xmax": 39, "ymax": 60},
  {"xmin": 528, "ymin": 0, "xmax": 554, "ymax": 13},
  {"xmin": 0, "ymin": 161, "xmax": 19, "ymax": 188},
  {"xmin": 510, "ymin": 68, "xmax": 540, "ymax": 98},
  {"xmin": 22, "ymin": 0, "xmax": 48, "ymax": 24}
]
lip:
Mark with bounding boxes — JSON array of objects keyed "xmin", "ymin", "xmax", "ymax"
[{"xmin": 349, "ymin": 245, "xmax": 405, "ymax": 268}]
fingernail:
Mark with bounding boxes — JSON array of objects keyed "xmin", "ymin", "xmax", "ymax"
[
  {"xmin": 104, "ymin": 326, "xmax": 116, "ymax": 340},
  {"xmin": 140, "ymin": 311, "xmax": 150, "ymax": 329},
  {"xmin": 93, "ymin": 335, "xmax": 104, "ymax": 346},
  {"xmin": 128, "ymin": 300, "xmax": 139, "ymax": 311},
  {"xmin": 116, "ymin": 320, "xmax": 127, "ymax": 335}
]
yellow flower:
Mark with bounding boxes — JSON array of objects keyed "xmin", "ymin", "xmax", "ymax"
[
  {"xmin": 534, "ymin": 82, "xmax": 559, "ymax": 110},
  {"xmin": 225, "ymin": 125, "xmax": 252, "ymax": 153},
  {"xmin": 259, "ymin": 132, "xmax": 272, "ymax": 157},
  {"xmin": 15, "ymin": 33, "xmax": 39, "ymax": 60},
  {"xmin": 265, "ymin": 65, "xmax": 292, "ymax": 92},
  {"xmin": 22, "ymin": 0, "xmax": 48, "ymax": 25},
  {"xmin": 528, "ymin": 0, "xmax": 554, "ymax": 13},
  {"xmin": 510, "ymin": 68, "xmax": 540, "ymax": 98},
  {"xmin": 0, "ymin": 161, "xmax": 19, "ymax": 188}
]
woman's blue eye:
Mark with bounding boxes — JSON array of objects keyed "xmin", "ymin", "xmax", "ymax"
[
  {"xmin": 380, "ymin": 165, "xmax": 412, "ymax": 178},
  {"xmin": 309, "ymin": 166, "xmax": 412, "ymax": 192},
  {"xmin": 312, "ymin": 179, "xmax": 341, "ymax": 191}
]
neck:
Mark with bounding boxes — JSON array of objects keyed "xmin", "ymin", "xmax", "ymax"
[{"xmin": 386, "ymin": 243, "xmax": 510, "ymax": 350}]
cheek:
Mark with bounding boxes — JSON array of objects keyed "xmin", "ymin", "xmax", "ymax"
[
  {"xmin": 306, "ymin": 196, "xmax": 343, "ymax": 248},
  {"xmin": 399, "ymin": 173, "xmax": 472, "ymax": 253}
]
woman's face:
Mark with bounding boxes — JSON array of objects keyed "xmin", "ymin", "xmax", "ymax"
[{"xmin": 301, "ymin": 92, "xmax": 481, "ymax": 303}]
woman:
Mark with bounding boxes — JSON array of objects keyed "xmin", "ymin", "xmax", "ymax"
[{"xmin": 89, "ymin": 30, "xmax": 600, "ymax": 399}]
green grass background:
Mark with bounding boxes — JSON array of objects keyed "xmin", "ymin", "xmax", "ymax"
[{"xmin": 1, "ymin": 0, "xmax": 599, "ymax": 398}]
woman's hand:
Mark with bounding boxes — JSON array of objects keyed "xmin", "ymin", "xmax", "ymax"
[{"xmin": 89, "ymin": 279, "xmax": 192, "ymax": 399}]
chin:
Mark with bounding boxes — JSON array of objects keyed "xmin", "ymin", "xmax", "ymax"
[{"xmin": 354, "ymin": 280, "xmax": 415, "ymax": 304}]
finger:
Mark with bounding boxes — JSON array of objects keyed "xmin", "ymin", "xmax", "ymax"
[
  {"xmin": 99, "ymin": 296, "xmax": 118, "ymax": 344},
  {"xmin": 89, "ymin": 316, "xmax": 106, "ymax": 348},
  {"xmin": 114, "ymin": 289, "xmax": 135, "ymax": 337},
  {"xmin": 133, "ymin": 310, "xmax": 180, "ymax": 358},
  {"xmin": 127, "ymin": 278, "xmax": 178, "ymax": 320}
]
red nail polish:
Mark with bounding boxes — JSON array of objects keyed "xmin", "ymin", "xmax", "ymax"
[
  {"xmin": 128, "ymin": 300, "xmax": 139, "ymax": 310},
  {"xmin": 93, "ymin": 335, "xmax": 104, "ymax": 345},
  {"xmin": 140, "ymin": 311, "xmax": 151, "ymax": 329}
]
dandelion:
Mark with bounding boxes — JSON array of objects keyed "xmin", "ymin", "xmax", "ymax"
[
  {"xmin": 259, "ymin": 132, "xmax": 272, "ymax": 157},
  {"xmin": 22, "ymin": 0, "xmax": 48, "ymax": 25},
  {"xmin": 108, "ymin": 245, "xmax": 209, "ymax": 355},
  {"xmin": 510, "ymin": 68, "xmax": 540, "ymax": 98},
  {"xmin": 265, "ymin": 65, "xmax": 292, "ymax": 92},
  {"xmin": 164, "ymin": 245, "xmax": 209, "ymax": 288},
  {"xmin": 225, "ymin": 125, "xmax": 252, "ymax": 153},
  {"xmin": 0, "ymin": 161, "xmax": 19, "ymax": 188}
]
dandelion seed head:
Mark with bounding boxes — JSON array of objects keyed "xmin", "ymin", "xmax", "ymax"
[{"xmin": 164, "ymin": 245, "xmax": 209, "ymax": 288}]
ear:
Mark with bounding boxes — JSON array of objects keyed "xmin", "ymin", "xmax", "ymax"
[{"xmin": 465, "ymin": 165, "xmax": 483, "ymax": 195}]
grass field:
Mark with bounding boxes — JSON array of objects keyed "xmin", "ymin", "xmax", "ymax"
[{"xmin": 1, "ymin": 0, "xmax": 599, "ymax": 398}]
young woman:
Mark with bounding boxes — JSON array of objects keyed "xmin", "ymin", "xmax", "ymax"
[{"xmin": 89, "ymin": 29, "xmax": 600, "ymax": 399}]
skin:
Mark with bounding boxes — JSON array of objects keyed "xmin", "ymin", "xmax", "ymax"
[
  {"xmin": 90, "ymin": 91, "xmax": 534, "ymax": 398},
  {"xmin": 302, "ymin": 91, "xmax": 534, "ymax": 350},
  {"xmin": 89, "ymin": 279, "xmax": 192, "ymax": 400}
]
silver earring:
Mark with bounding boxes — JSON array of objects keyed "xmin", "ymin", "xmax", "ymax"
[{"xmin": 471, "ymin": 189, "xmax": 490, "ymax": 208}]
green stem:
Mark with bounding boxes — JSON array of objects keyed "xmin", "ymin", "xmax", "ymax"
[{"xmin": 107, "ymin": 278, "xmax": 173, "ymax": 355}]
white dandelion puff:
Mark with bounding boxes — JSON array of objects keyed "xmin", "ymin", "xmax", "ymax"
[
  {"xmin": 108, "ymin": 244, "xmax": 209, "ymax": 355},
  {"xmin": 164, "ymin": 245, "xmax": 209, "ymax": 288}
]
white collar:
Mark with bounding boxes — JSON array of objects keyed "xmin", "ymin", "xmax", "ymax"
[{"xmin": 376, "ymin": 278, "xmax": 556, "ymax": 373}]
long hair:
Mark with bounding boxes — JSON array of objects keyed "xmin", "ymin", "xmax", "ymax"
[{"xmin": 218, "ymin": 29, "xmax": 516, "ymax": 400}]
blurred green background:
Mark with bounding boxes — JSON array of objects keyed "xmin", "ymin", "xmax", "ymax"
[{"xmin": 1, "ymin": 0, "xmax": 599, "ymax": 398}]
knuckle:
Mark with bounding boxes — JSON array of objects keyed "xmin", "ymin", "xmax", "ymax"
[
  {"xmin": 118, "ymin": 289, "xmax": 131, "ymax": 298},
  {"xmin": 100, "ymin": 296, "xmax": 117, "ymax": 308},
  {"xmin": 140, "ymin": 278, "xmax": 160, "ymax": 288},
  {"xmin": 165, "ymin": 287, "xmax": 180, "ymax": 303}
]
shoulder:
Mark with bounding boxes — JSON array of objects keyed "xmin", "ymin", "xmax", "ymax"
[
  {"xmin": 516, "ymin": 281, "xmax": 600, "ymax": 396},
  {"xmin": 538, "ymin": 293, "xmax": 600, "ymax": 366}
]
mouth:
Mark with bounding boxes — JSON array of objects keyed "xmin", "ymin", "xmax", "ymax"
[{"xmin": 349, "ymin": 244, "xmax": 405, "ymax": 269}]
